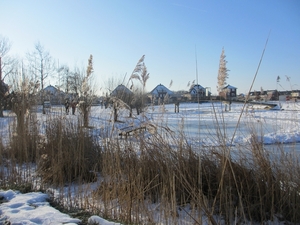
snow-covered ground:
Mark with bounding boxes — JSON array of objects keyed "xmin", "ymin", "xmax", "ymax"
[
  {"xmin": 147, "ymin": 101, "xmax": 300, "ymax": 145},
  {"xmin": 0, "ymin": 190, "xmax": 80, "ymax": 225},
  {"xmin": 1, "ymin": 101, "xmax": 299, "ymax": 148},
  {"xmin": 0, "ymin": 100, "xmax": 299, "ymax": 224},
  {"xmin": 0, "ymin": 190, "xmax": 121, "ymax": 225}
]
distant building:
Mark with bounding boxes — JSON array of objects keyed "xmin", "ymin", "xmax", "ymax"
[
  {"xmin": 221, "ymin": 84, "xmax": 237, "ymax": 100},
  {"xmin": 110, "ymin": 84, "xmax": 134, "ymax": 106},
  {"xmin": 150, "ymin": 84, "xmax": 173, "ymax": 104},
  {"xmin": 42, "ymin": 85, "xmax": 65, "ymax": 105},
  {"xmin": 189, "ymin": 84, "xmax": 206, "ymax": 97},
  {"xmin": 266, "ymin": 90, "xmax": 278, "ymax": 101},
  {"xmin": 110, "ymin": 84, "xmax": 133, "ymax": 97},
  {"xmin": 187, "ymin": 84, "xmax": 211, "ymax": 101},
  {"xmin": 291, "ymin": 90, "xmax": 300, "ymax": 98}
]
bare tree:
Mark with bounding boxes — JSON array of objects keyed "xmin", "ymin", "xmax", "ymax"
[
  {"xmin": 130, "ymin": 87, "xmax": 148, "ymax": 115},
  {"xmin": 68, "ymin": 68, "xmax": 81, "ymax": 95},
  {"xmin": 56, "ymin": 64, "xmax": 71, "ymax": 105},
  {"xmin": 217, "ymin": 47, "xmax": 229, "ymax": 96},
  {"xmin": 104, "ymin": 75, "xmax": 127, "ymax": 121},
  {"xmin": 10, "ymin": 68, "xmax": 40, "ymax": 135},
  {"xmin": 0, "ymin": 35, "xmax": 17, "ymax": 79},
  {"xmin": 105, "ymin": 76, "xmax": 124, "ymax": 95},
  {"xmin": 26, "ymin": 42, "xmax": 55, "ymax": 113},
  {"xmin": 0, "ymin": 35, "xmax": 17, "ymax": 117},
  {"xmin": 57, "ymin": 64, "xmax": 70, "ymax": 93},
  {"xmin": 57, "ymin": 65, "xmax": 81, "ymax": 104},
  {"xmin": 107, "ymin": 55, "xmax": 150, "ymax": 120},
  {"xmin": 102, "ymin": 56, "xmax": 150, "ymax": 122}
]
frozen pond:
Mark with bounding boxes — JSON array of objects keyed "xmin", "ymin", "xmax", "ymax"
[
  {"xmin": 147, "ymin": 101, "xmax": 300, "ymax": 150},
  {"xmin": 1, "ymin": 101, "xmax": 299, "ymax": 152}
]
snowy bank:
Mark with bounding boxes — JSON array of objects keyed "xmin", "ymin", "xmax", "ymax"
[
  {"xmin": 0, "ymin": 190, "xmax": 122, "ymax": 225},
  {"xmin": 0, "ymin": 190, "xmax": 81, "ymax": 224}
]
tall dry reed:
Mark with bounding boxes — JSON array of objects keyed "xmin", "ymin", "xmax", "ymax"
[{"xmin": 0, "ymin": 104, "xmax": 299, "ymax": 224}]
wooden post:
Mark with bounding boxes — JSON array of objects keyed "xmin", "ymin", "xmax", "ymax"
[{"xmin": 174, "ymin": 102, "xmax": 179, "ymax": 113}]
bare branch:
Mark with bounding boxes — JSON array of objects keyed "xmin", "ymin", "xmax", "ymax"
[
  {"xmin": 0, "ymin": 35, "xmax": 17, "ymax": 80},
  {"xmin": 26, "ymin": 42, "xmax": 55, "ymax": 90}
]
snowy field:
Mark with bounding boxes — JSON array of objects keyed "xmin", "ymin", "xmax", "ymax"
[
  {"xmin": 146, "ymin": 101, "xmax": 300, "ymax": 147},
  {"xmin": 0, "ymin": 100, "xmax": 299, "ymax": 224},
  {"xmin": 1, "ymin": 100, "xmax": 299, "ymax": 148}
]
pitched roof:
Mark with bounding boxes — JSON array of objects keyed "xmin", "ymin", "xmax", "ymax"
[
  {"xmin": 189, "ymin": 84, "xmax": 205, "ymax": 92},
  {"xmin": 150, "ymin": 84, "xmax": 173, "ymax": 95},
  {"xmin": 44, "ymin": 85, "xmax": 60, "ymax": 94},
  {"xmin": 223, "ymin": 84, "xmax": 237, "ymax": 89},
  {"xmin": 111, "ymin": 84, "xmax": 133, "ymax": 96}
]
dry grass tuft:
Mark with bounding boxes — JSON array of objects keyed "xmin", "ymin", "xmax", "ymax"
[{"xmin": 37, "ymin": 117, "xmax": 102, "ymax": 186}]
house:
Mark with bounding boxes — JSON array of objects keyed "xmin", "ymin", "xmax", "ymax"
[
  {"xmin": 110, "ymin": 84, "xmax": 134, "ymax": 105},
  {"xmin": 172, "ymin": 90, "xmax": 189, "ymax": 102},
  {"xmin": 291, "ymin": 90, "xmax": 300, "ymax": 98},
  {"xmin": 150, "ymin": 84, "xmax": 173, "ymax": 104},
  {"xmin": 248, "ymin": 89, "xmax": 282, "ymax": 101},
  {"xmin": 188, "ymin": 84, "xmax": 208, "ymax": 101},
  {"xmin": 42, "ymin": 85, "xmax": 65, "ymax": 105},
  {"xmin": 111, "ymin": 84, "xmax": 133, "ymax": 97},
  {"xmin": 190, "ymin": 84, "xmax": 206, "ymax": 96},
  {"xmin": 248, "ymin": 90, "xmax": 267, "ymax": 101},
  {"xmin": 222, "ymin": 84, "xmax": 237, "ymax": 100},
  {"xmin": 266, "ymin": 90, "xmax": 278, "ymax": 101}
]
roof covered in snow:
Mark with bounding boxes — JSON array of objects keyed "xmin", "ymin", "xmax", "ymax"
[
  {"xmin": 189, "ymin": 84, "xmax": 205, "ymax": 92},
  {"xmin": 43, "ymin": 85, "xmax": 61, "ymax": 94},
  {"xmin": 223, "ymin": 84, "xmax": 237, "ymax": 90},
  {"xmin": 111, "ymin": 84, "xmax": 133, "ymax": 96},
  {"xmin": 150, "ymin": 84, "xmax": 173, "ymax": 96}
]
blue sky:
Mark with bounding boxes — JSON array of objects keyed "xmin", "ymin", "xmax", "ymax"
[{"xmin": 1, "ymin": 0, "xmax": 299, "ymax": 95}]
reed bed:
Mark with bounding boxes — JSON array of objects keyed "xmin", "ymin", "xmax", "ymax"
[{"xmin": 0, "ymin": 105, "xmax": 299, "ymax": 224}]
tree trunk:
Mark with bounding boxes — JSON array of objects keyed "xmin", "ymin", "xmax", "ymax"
[
  {"xmin": 83, "ymin": 104, "xmax": 89, "ymax": 127},
  {"xmin": 114, "ymin": 106, "xmax": 118, "ymax": 122},
  {"xmin": 84, "ymin": 111, "xmax": 89, "ymax": 127},
  {"xmin": 0, "ymin": 57, "xmax": 3, "ymax": 117},
  {"xmin": 0, "ymin": 100, "xmax": 4, "ymax": 117}
]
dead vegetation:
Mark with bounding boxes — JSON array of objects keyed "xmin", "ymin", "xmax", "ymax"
[{"xmin": 0, "ymin": 103, "xmax": 299, "ymax": 224}]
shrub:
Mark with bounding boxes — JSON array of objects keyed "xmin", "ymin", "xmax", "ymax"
[{"xmin": 37, "ymin": 117, "xmax": 102, "ymax": 186}]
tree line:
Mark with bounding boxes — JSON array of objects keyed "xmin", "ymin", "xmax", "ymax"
[
  {"xmin": 1, "ymin": 34, "xmax": 233, "ymax": 125},
  {"xmin": 0, "ymin": 34, "xmax": 150, "ymax": 125}
]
